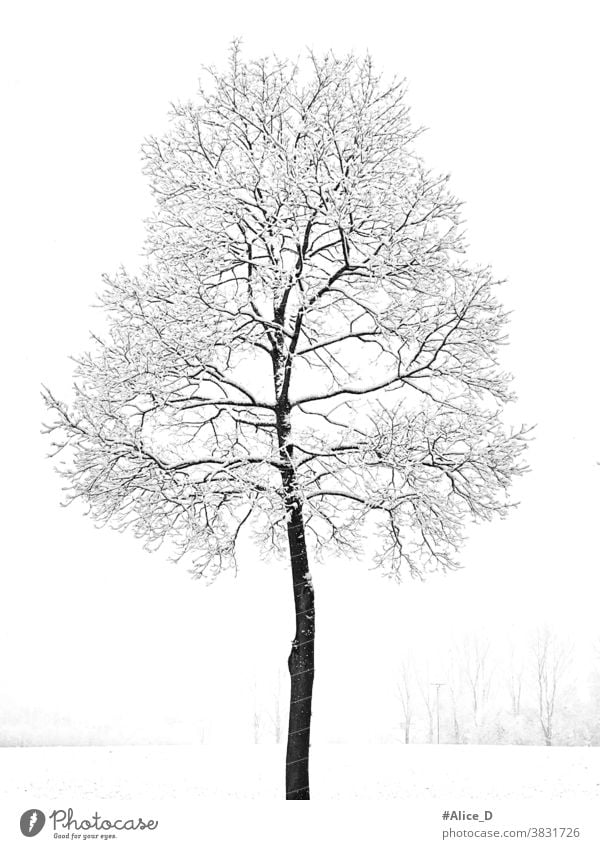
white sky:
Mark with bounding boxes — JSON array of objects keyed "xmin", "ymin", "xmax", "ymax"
[{"xmin": 1, "ymin": 0, "xmax": 599, "ymax": 745}]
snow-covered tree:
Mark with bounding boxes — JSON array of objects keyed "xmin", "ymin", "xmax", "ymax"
[
  {"xmin": 397, "ymin": 658, "xmax": 414, "ymax": 743},
  {"xmin": 462, "ymin": 635, "xmax": 494, "ymax": 737},
  {"xmin": 532, "ymin": 628, "xmax": 572, "ymax": 746},
  {"xmin": 445, "ymin": 646, "xmax": 464, "ymax": 743},
  {"xmin": 43, "ymin": 46, "xmax": 527, "ymax": 798},
  {"xmin": 416, "ymin": 663, "xmax": 439, "ymax": 743},
  {"xmin": 506, "ymin": 639, "xmax": 525, "ymax": 718}
]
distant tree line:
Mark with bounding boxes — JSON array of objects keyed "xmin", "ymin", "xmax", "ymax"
[{"xmin": 392, "ymin": 628, "xmax": 600, "ymax": 746}]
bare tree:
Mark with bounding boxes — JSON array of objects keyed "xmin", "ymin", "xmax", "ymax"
[
  {"xmin": 591, "ymin": 637, "xmax": 600, "ymax": 707},
  {"xmin": 43, "ymin": 47, "xmax": 527, "ymax": 798},
  {"xmin": 584, "ymin": 637, "xmax": 600, "ymax": 744},
  {"xmin": 417, "ymin": 667, "xmax": 435, "ymax": 743},
  {"xmin": 445, "ymin": 648, "xmax": 463, "ymax": 743},
  {"xmin": 397, "ymin": 659, "xmax": 414, "ymax": 744},
  {"xmin": 252, "ymin": 681, "xmax": 261, "ymax": 744},
  {"xmin": 506, "ymin": 640, "xmax": 524, "ymax": 718},
  {"xmin": 533, "ymin": 628, "xmax": 572, "ymax": 746},
  {"xmin": 264, "ymin": 668, "xmax": 283, "ymax": 744},
  {"xmin": 461, "ymin": 635, "xmax": 494, "ymax": 733}
]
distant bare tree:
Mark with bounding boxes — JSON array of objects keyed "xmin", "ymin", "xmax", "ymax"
[
  {"xmin": 585, "ymin": 638, "xmax": 600, "ymax": 744},
  {"xmin": 265, "ymin": 669, "xmax": 283, "ymax": 744},
  {"xmin": 462, "ymin": 636, "xmax": 494, "ymax": 730},
  {"xmin": 446, "ymin": 648, "xmax": 463, "ymax": 743},
  {"xmin": 591, "ymin": 637, "xmax": 600, "ymax": 702},
  {"xmin": 252, "ymin": 681, "xmax": 261, "ymax": 744},
  {"xmin": 43, "ymin": 46, "xmax": 527, "ymax": 798},
  {"xmin": 506, "ymin": 641, "xmax": 524, "ymax": 718},
  {"xmin": 397, "ymin": 659, "xmax": 414, "ymax": 743},
  {"xmin": 417, "ymin": 668, "xmax": 435, "ymax": 743},
  {"xmin": 533, "ymin": 628, "xmax": 572, "ymax": 746}
]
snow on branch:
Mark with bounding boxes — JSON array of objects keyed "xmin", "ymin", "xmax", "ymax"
[{"xmin": 44, "ymin": 47, "xmax": 529, "ymax": 579}]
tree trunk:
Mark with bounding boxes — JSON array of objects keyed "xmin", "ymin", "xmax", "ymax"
[
  {"xmin": 453, "ymin": 714, "xmax": 460, "ymax": 743},
  {"xmin": 284, "ymin": 500, "xmax": 315, "ymax": 800},
  {"xmin": 271, "ymin": 338, "xmax": 315, "ymax": 799},
  {"xmin": 426, "ymin": 710, "xmax": 434, "ymax": 743}
]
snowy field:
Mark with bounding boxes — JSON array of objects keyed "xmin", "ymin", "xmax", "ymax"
[
  {"xmin": 2, "ymin": 743, "xmax": 598, "ymax": 802},
  {"xmin": 2, "ymin": 745, "xmax": 599, "ymax": 848}
]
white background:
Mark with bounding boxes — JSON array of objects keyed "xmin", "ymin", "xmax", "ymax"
[{"xmin": 1, "ymin": 0, "xmax": 599, "ymax": 822}]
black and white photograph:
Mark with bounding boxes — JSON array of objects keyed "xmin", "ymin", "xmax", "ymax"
[{"xmin": 2, "ymin": 1, "xmax": 599, "ymax": 845}]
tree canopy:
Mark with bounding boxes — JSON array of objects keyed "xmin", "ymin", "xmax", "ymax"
[{"xmin": 44, "ymin": 46, "xmax": 528, "ymax": 581}]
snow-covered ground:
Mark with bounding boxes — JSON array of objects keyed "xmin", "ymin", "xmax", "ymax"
[
  {"xmin": 2, "ymin": 743, "xmax": 598, "ymax": 801},
  {"xmin": 2, "ymin": 746, "xmax": 599, "ymax": 848}
]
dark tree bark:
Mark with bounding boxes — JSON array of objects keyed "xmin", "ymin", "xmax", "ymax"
[
  {"xmin": 276, "ymin": 403, "xmax": 315, "ymax": 799},
  {"xmin": 284, "ymin": 498, "xmax": 315, "ymax": 799},
  {"xmin": 271, "ymin": 293, "xmax": 316, "ymax": 799}
]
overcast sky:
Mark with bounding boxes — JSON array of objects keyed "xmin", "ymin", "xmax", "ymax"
[{"xmin": 2, "ymin": 0, "xmax": 598, "ymax": 745}]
